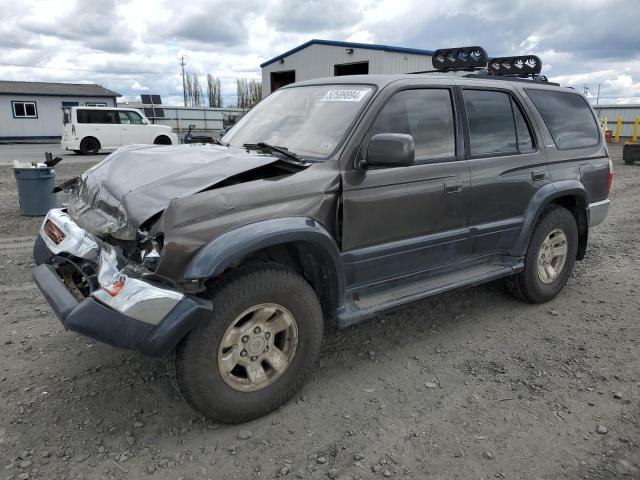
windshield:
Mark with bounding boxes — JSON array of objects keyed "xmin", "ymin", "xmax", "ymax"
[{"xmin": 222, "ymin": 85, "xmax": 374, "ymax": 159}]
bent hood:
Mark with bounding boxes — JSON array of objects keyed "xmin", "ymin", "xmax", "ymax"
[{"xmin": 67, "ymin": 144, "xmax": 286, "ymax": 240}]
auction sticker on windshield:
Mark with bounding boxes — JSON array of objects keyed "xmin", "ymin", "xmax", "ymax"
[{"xmin": 321, "ymin": 89, "xmax": 369, "ymax": 102}]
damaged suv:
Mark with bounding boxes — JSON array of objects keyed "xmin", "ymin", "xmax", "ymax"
[{"xmin": 33, "ymin": 72, "xmax": 611, "ymax": 423}]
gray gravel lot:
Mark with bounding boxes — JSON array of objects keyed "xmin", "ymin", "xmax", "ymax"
[
  {"xmin": 0, "ymin": 143, "xmax": 108, "ymax": 166},
  {"xmin": 0, "ymin": 144, "xmax": 638, "ymax": 480}
]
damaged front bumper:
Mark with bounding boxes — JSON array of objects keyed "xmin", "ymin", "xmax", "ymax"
[{"xmin": 32, "ymin": 209, "xmax": 211, "ymax": 356}]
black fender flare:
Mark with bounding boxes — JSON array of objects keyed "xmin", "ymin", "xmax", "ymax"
[
  {"xmin": 510, "ymin": 180, "xmax": 588, "ymax": 257},
  {"xmin": 183, "ymin": 216, "xmax": 346, "ymax": 306}
]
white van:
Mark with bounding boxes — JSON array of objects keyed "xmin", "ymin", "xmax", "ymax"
[{"xmin": 61, "ymin": 107, "xmax": 178, "ymax": 154}]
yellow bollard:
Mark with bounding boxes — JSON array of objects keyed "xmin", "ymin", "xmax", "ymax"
[
  {"xmin": 614, "ymin": 116, "xmax": 622, "ymax": 143},
  {"xmin": 632, "ymin": 116, "xmax": 639, "ymax": 143}
]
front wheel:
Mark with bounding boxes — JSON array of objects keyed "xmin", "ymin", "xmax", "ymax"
[
  {"xmin": 505, "ymin": 206, "xmax": 578, "ymax": 303},
  {"xmin": 174, "ymin": 264, "xmax": 324, "ymax": 423}
]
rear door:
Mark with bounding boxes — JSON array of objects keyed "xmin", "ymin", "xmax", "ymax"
[
  {"xmin": 341, "ymin": 86, "xmax": 471, "ymax": 287},
  {"xmin": 524, "ymin": 88, "xmax": 609, "ymax": 204},
  {"xmin": 77, "ymin": 109, "xmax": 121, "ymax": 148},
  {"xmin": 461, "ymin": 87, "xmax": 547, "ymax": 257}
]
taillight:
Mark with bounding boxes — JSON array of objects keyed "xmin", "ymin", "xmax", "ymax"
[{"xmin": 607, "ymin": 158, "xmax": 613, "ymax": 193}]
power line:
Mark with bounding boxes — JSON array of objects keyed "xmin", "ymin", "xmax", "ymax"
[
  {"xmin": 9, "ymin": 45, "xmax": 176, "ymax": 57},
  {"xmin": 0, "ymin": 62, "xmax": 177, "ymax": 75},
  {"xmin": 0, "ymin": 62, "xmax": 258, "ymax": 79}
]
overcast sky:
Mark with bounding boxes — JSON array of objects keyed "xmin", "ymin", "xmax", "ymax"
[{"xmin": 0, "ymin": 0, "xmax": 638, "ymax": 106}]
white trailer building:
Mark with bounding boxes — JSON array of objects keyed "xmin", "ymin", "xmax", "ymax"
[
  {"xmin": 0, "ymin": 81, "xmax": 120, "ymax": 142},
  {"xmin": 260, "ymin": 39, "xmax": 434, "ymax": 97}
]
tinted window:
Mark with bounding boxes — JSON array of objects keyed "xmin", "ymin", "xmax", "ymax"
[
  {"xmin": 370, "ymin": 89, "xmax": 455, "ymax": 160},
  {"xmin": 526, "ymin": 90, "xmax": 599, "ymax": 149},
  {"xmin": 463, "ymin": 90, "xmax": 517, "ymax": 155},
  {"xmin": 513, "ymin": 102, "xmax": 535, "ymax": 152},
  {"xmin": 77, "ymin": 109, "xmax": 118, "ymax": 124}
]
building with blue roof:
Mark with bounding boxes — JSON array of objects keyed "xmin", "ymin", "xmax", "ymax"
[{"xmin": 260, "ymin": 39, "xmax": 434, "ymax": 96}]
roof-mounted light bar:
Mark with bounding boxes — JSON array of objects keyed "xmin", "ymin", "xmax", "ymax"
[
  {"xmin": 488, "ymin": 55, "xmax": 542, "ymax": 76},
  {"xmin": 431, "ymin": 46, "xmax": 488, "ymax": 71}
]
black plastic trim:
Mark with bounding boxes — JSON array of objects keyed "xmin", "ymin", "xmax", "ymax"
[
  {"xmin": 33, "ymin": 262, "xmax": 212, "ymax": 357},
  {"xmin": 33, "ymin": 234, "xmax": 54, "ymax": 266}
]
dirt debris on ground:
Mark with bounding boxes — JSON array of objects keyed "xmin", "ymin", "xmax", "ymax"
[{"xmin": 0, "ymin": 145, "xmax": 638, "ymax": 479}]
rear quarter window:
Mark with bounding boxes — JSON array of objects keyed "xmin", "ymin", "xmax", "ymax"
[
  {"xmin": 526, "ymin": 89, "xmax": 600, "ymax": 149},
  {"xmin": 76, "ymin": 109, "xmax": 118, "ymax": 124}
]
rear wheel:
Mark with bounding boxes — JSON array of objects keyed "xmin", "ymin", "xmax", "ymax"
[
  {"xmin": 154, "ymin": 135, "xmax": 172, "ymax": 145},
  {"xmin": 505, "ymin": 206, "xmax": 578, "ymax": 303},
  {"xmin": 79, "ymin": 137, "xmax": 100, "ymax": 155},
  {"xmin": 174, "ymin": 264, "xmax": 323, "ymax": 423}
]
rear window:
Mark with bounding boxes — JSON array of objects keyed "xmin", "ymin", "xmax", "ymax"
[
  {"xmin": 526, "ymin": 90, "xmax": 600, "ymax": 149},
  {"xmin": 76, "ymin": 109, "xmax": 119, "ymax": 124}
]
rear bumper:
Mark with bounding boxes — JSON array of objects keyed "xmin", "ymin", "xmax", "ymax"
[
  {"xmin": 33, "ymin": 209, "xmax": 212, "ymax": 356},
  {"xmin": 588, "ymin": 199, "xmax": 610, "ymax": 227},
  {"xmin": 60, "ymin": 138, "xmax": 80, "ymax": 150}
]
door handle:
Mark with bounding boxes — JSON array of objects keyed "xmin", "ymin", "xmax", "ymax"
[
  {"xmin": 532, "ymin": 170, "xmax": 546, "ymax": 181},
  {"xmin": 445, "ymin": 181, "xmax": 463, "ymax": 193}
]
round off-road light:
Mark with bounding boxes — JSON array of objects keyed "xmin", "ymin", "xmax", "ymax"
[{"xmin": 432, "ymin": 46, "xmax": 488, "ymax": 71}]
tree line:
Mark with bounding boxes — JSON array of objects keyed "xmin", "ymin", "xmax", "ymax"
[{"xmin": 184, "ymin": 72, "xmax": 262, "ymax": 109}]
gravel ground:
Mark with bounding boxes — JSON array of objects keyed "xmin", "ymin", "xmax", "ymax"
[
  {"xmin": 0, "ymin": 143, "xmax": 107, "ymax": 166},
  {"xmin": 0, "ymin": 145, "xmax": 638, "ymax": 480}
]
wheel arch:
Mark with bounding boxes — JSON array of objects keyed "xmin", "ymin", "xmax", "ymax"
[
  {"xmin": 154, "ymin": 134, "xmax": 172, "ymax": 145},
  {"xmin": 183, "ymin": 217, "xmax": 346, "ymax": 318},
  {"xmin": 512, "ymin": 181, "xmax": 589, "ymax": 259}
]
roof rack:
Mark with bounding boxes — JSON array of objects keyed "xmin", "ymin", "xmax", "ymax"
[{"xmin": 463, "ymin": 71, "xmax": 559, "ymax": 86}]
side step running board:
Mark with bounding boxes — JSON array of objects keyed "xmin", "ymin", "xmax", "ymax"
[{"xmin": 336, "ymin": 261, "xmax": 523, "ymax": 328}]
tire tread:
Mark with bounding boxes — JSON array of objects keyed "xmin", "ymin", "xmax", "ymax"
[
  {"xmin": 174, "ymin": 264, "xmax": 323, "ymax": 423},
  {"xmin": 505, "ymin": 205, "xmax": 577, "ymax": 303}
]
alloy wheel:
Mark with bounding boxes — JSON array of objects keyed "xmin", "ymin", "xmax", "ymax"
[
  {"xmin": 217, "ymin": 303, "xmax": 299, "ymax": 392},
  {"xmin": 537, "ymin": 228, "xmax": 568, "ymax": 284}
]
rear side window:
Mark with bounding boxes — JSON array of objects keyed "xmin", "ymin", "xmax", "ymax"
[
  {"xmin": 463, "ymin": 90, "xmax": 536, "ymax": 156},
  {"xmin": 369, "ymin": 89, "xmax": 456, "ymax": 161},
  {"xmin": 76, "ymin": 109, "xmax": 119, "ymax": 124},
  {"xmin": 526, "ymin": 90, "xmax": 599, "ymax": 149},
  {"xmin": 514, "ymin": 102, "xmax": 535, "ymax": 152}
]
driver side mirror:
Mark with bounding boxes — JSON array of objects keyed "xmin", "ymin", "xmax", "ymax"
[{"xmin": 359, "ymin": 133, "xmax": 415, "ymax": 168}]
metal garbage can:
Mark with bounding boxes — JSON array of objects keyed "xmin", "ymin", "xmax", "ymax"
[{"xmin": 13, "ymin": 165, "xmax": 57, "ymax": 216}]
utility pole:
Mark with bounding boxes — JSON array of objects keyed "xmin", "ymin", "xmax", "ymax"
[
  {"xmin": 179, "ymin": 56, "xmax": 187, "ymax": 106},
  {"xmin": 596, "ymin": 83, "xmax": 601, "ymax": 106},
  {"xmin": 583, "ymin": 83, "xmax": 589, "ymax": 96}
]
